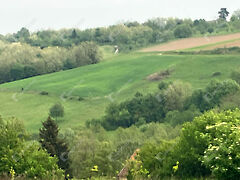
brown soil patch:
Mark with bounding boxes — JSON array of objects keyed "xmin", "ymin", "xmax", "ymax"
[
  {"xmin": 141, "ymin": 33, "xmax": 240, "ymax": 52},
  {"xmin": 203, "ymin": 39, "xmax": 240, "ymax": 50},
  {"xmin": 147, "ymin": 69, "xmax": 172, "ymax": 81}
]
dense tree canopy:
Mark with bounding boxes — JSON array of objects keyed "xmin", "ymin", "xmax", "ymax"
[
  {"xmin": 134, "ymin": 109, "xmax": 240, "ymax": 179},
  {"xmin": 0, "ymin": 117, "xmax": 64, "ymax": 179},
  {"xmin": 0, "ymin": 41, "xmax": 101, "ymax": 84}
]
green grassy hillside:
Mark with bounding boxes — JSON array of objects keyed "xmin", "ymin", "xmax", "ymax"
[{"xmin": 0, "ymin": 52, "xmax": 239, "ymax": 132}]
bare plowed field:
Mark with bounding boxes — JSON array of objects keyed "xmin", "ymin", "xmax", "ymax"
[
  {"xmin": 141, "ymin": 33, "xmax": 240, "ymax": 52},
  {"xmin": 203, "ymin": 39, "xmax": 240, "ymax": 50}
]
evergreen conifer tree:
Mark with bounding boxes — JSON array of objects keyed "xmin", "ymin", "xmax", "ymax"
[{"xmin": 39, "ymin": 116, "xmax": 72, "ymax": 178}]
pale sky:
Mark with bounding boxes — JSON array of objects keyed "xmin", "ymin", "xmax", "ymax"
[{"xmin": 0, "ymin": 0, "xmax": 239, "ymax": 34}]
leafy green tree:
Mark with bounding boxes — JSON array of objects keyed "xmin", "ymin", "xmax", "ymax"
[
  {"xmin": 69, "ymin": 120, "xmax": 180, "ymax": 179},
  {"xmin": 136, "ymin": 142, "xmax": 176, "ymax": 178},
  {"xmin": 49, "ymin": 103, "xmax": 64, "ymax": 120},
  {"xmin": 189, "ymin": 80, "xmax": 240, "ymax": 112},
  {"xmin": 175, "ymin": 109, "xmax": 240, "ymax": 178},
  {"xmin": 0, "ymin": 42, "xmax": 101, "ymax": 84},
  {"xmin": 231, "ymin": 68, "xmax": 240, "ymax": 84},
  {"xmin": 232, "ymin": 9, "xmax": 240, "ymax": 20},
  {"xmin": 82, "ymin": 42, "xmax": 102, "ymax": 64},
  {"xmin": 230, "ymin": 10, "xmax": 240, "ymax": 30},
  {"xmin": 207, "ymin": 27, "xmax": 214, "ymax": 33},
  {"xmin": 63, "ymin": 58, "xmax": 76, "ymax": 70},
  {"xmin": 23, "ymin": 65, "xmax": 37, "ymax": 77},
  {"xmin": 202, "ymin": 120, "xmax": 240, "ymax": 179},
  {"xmin": 193, "ymin": 19, "xmax": 210, "ymax": 34},
  {"xmin": 220, "ymin": 91, "xmax": 240, "ymax": 110},
  {"xmin": 165, "ymin": 106, "xmax": 201, "ymax": 126},
  {"xmin": 144, "ymin": 18, "xmax": 166, "ymax": 31},
  {"xmin": 0, "ymin": 117, "xmax": 64, "ymax": 179},
  {"xmin": 10, "ymin": 64, "xmax": 25, "ymax": 81},
  {"xmin": 15, "ymin": 27, "xmax": 30, "ymax": 42},
  {"xmin": 70, "ymin": 131, "xmax": 114, "ymax": 179},
  {"xmin": 174, "ymin": 24, "xmax": 193, "ymax": 38},
  {"xmin": 110, "ymin": 141, "xmax": 140, "ymax": 173},
  {"xmin": 102, "ymin": 93, "xmax": 166, "ymax": 130},
  {"xmin": 164, "ymin": 81, "xmax": 192, "ymax": 112},
  {"xmin": 173, "ymin": 113, "xmax": 212, "ymax": 177},
  {"xmin": 39, "ymin": 116, "xmax": 72, "ymax": 178}
]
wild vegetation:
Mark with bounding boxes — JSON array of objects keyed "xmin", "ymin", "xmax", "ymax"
[
  {"xmin": 1, "ymin": 8, "xmax": 240, "ymax": 180},
  {"xmin": 1, "ymin": 9, "xmax": 240, "ymax": 52},
  {"xmin": 0, "ymin": 117, "xmax": 64, "ymax": 179},
  {"xmin": 0, "ymin": 41, "xmax": 101, "ymax": 83}
]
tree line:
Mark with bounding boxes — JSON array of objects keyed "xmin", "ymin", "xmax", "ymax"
[
  {"xmin": 1, "ymin": 9, "xmax": 240, "ymax": 51},
  {"xmin": 88, "ymin": 79, "xmax": 239, "ymax": 130},
  {"xmin": 0, "ymin": 113, "xmax": 180, "ymax": 179},
  {"xmin": 0, "ymin": 41, "xmax": 101, "ymax": 84}
]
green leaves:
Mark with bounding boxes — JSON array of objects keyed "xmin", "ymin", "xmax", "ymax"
[
  {"xmin": 0, "ymin": 118, "xmax": 64, "ymax": 179},
  {"xmin": 0, "ymin": 41, "xmax": 101, "ymax": 84},
  {"xmin": 202, "ymin": 120, "xmax": 240, "ymax": 179},
  {"xmin": 174, "ymin": 24, "xmax": 193, "ymax": 38},
  {"xmin": 39, "ymin": 116, "xmax": 72, "ymax": 178},
  {"xmin": 175, "ymin": 109, "xmax": 240, "ymax": 178},
  {"xmin": 49, "ymin": 103, "xmax": 64, "ymax": 120}
]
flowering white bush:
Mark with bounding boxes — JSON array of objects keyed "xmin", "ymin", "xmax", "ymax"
[{"xmin": 202, "ymin": 117, "xmax": 240, "ymax": 179}]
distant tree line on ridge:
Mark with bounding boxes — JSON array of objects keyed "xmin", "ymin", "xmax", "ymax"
[{"xmin": 1, "ymin": 9, "xmax": 240, "ymax": 52}]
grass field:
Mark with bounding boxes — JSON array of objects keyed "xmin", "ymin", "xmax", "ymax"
[{"xmin": 1, "ymin": 42, "xmax": 240, "ymax": 133}]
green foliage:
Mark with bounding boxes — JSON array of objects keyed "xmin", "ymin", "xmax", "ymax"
[
  {"xmin": 174, "ymin": 109, "xmax": 240, "ymax": 178},
  {"xmin": 165, "ymin": 106, "xmax": 201, "ymax": 126},
  {"xmin": 189, "ymin": 80, "xmax": 240, "ymax": 112},
  {"xmin": 232, "ymin": 9, "xmax": 240, "ymax": 20},
  {"xmin": 15, "ymin": 142, "xmax": 64, "ymax": 179},
  {"xmin": 202, "ymin": 121, "xmax": 240, "ymax": 179},
  {"xmin": 69, "ymin": 123, "xmax": 180, "ymax": 179},
  {"xmin": 49, "ymin": 103, "xmax": 64, "ymax": 120},
  {"xmin": 69, "ymin": 128, "xmax": 115, "ymax": 179},
  {"xmin": 193, "ymin": 19, "xmax": 211, "ymax": 34},
  {"xmin": 163, "ymin": 81, "xmax": 192, "ymax": 112},
  {"xmin": 15, "ymin": 27, "xmax": 30, "ymax": 42},
  {"xmin": 136, "ymin": 141, "xmax": 176, "ymax": 178},
  {"xmin": 39, "ymin": 116, "xmax": 72, "ymax": 177},
  {"xmin": 10, "ymin": 64, "xmax": 25, "ymax": 81},
  {"xmin": 0, "ymin": 41, "xmax": 101, "ymax": 83},
  {"xmin": 158, "ymin": 81, "xmax": 171, "ymax": 90},
  {"xmin": 3, "ymin": 14, "xmax": 240, "ymax": 54},
  {"xmin": 1, "ymin": 53, "xmax": 240, "ymax": 133},
  {"xmin": 0, "ymin": 117, "xmax": 64, "ymax": 179},
  {"xmin": 174, "ymin": 24, "xmax": 193, "ymax": 38},
  {"xmin": 128, "ymin": 158, "xmax": 150, "ymax": 180},
  {"xmin": 133, "ymin": 109, "xmax": 240, "ymax": 179},
  {"xmin": 101, "ymin": 93, "xmax": 166, "ymax": 130},
  {"xmin": 220, "ymin": 91, "xmax": 240, "ymax": 110},
  {"xmin": 99, "ymin": 79, "xmax": 240, "ymax": 130},
  {"xmin": 231, "ymin": 68, "xmax": 240, "ymax": 84}
]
